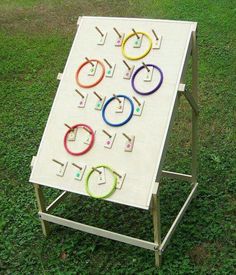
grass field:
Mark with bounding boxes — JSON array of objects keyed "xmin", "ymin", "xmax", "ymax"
[{"xmin": 0, "ymin": 0, "xmax": 235, "ymax": 274}]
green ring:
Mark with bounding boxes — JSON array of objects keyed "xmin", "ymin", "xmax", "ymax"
[{"xmin": 85, "ymin": 165, "xmax": 117, "ymax": 199}]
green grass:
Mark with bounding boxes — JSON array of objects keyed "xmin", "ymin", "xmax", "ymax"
[{"xmin": 0, "ymin": 0, "xmax": 235, "ymax": 273}]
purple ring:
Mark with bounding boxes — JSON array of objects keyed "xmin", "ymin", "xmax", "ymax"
[{"xmin": 131, "ymin": 64, "xmax": 164, "ymax": 95}]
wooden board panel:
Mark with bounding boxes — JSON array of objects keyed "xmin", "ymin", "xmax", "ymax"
[{"xmin": 29, "ymin": 16, "xmax": 196, "ymax": 209}]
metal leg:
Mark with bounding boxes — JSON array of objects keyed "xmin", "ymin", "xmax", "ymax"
[
  {"xmin": 152, "ymin": 192, "xmax": 161, "ymax": 267},
  {"xmin": 191, "ymin": 30, "xmax": 199, "ymax": 184},
  {"xmin": 159, "ymin": 183, "xmax": 198, "ymax": 252},
  {"xmin": 34, "ymin": 184, "xmax": 50, "ymax": 236}
]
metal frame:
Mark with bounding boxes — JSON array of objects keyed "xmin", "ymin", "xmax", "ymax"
[{"xmin": 32, "ymin": 29, "xmax": 199, "ymax": 267}]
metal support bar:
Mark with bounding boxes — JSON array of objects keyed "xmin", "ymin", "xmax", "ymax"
[
  {"xmin": 178, "ymin": 83, "xmax": 199, "ymax": 115},
  {"xmin": 34, "ymin": 184, "xmax": 50, "ymax": 236},
  {"xmin": 180, "ymin": 34, "xmax": 193, "ymax": 83},
  {"xmin": 159, "ymin": 182, "xmax": 198, "ymax": 252},
  {"xmin": 184, "ymin": 91, "xmax": 199, "ymax": 115},
  {"xmin": 162, "ymin": 170, "xmax": 192, "ymax": 182},
  {"xmin": 46, "ymin": 191, "xmax": 69, "ymax": 212},
  {"xmin": 152, "ymin": 192, "xmax": 162, "ymax": 267},
  {"xmin": 191, "ymin": 30, "xmax": 199, "ymax": 184},
  {"xmin": 39, "ymin": 212, "xmax": 157, "ymax": 251}
]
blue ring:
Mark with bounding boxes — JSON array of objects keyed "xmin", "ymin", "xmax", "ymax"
[
  {"xmin": 102, "ymin": 95, "xmax": 134, "ymax": 127},
  {"xmin": 131, "ymin": 64, "xmax": 164, "ymax": 96}
]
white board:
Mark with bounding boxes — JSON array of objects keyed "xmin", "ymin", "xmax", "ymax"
[{"xmin": 30, "ymin": 16, "xmax": 197, "ymax": 209}]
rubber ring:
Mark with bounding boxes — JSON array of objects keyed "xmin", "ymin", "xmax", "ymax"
[
  {"xmin": 75, "ymin": 59, "xmax": 105, "ymax": 88},
  {"xmin": 102, "ymin": 95, "xmax": 134, "ymax": 127},
  {"xmin": 64, "ymin": 124, "xmax": 95, "ymax": 156},
  {"xmin": 131, "ymin": 64, "xmax": 164, "ymax": 95},
  {"xmin": 85, "ymin": 165, "xmax": 117, "ymax": 199},
  {"xmin": 121, "ymin": 32, "xmax": 152, "ymax": 60}
]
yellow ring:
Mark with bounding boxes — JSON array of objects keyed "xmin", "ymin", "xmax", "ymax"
[{"xmin": 121, "ymin": 31, "xmax": 152, "ymax": 60}]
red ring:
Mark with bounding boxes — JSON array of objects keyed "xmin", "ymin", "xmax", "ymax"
[
  {"xmin": 75, "ymin": 59, "xmax": 105, "ymax": 88},
  {"xmin": 64, "ymin": 124, "xmax": 95, "ymax": 156}
]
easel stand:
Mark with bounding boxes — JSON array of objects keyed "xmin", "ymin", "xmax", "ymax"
[{"xmin": 32, "ymin": 29, "xmax": 199, "ymax": 267}]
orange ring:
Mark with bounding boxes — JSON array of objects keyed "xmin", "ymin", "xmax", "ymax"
[{"xmin": 75, "ymin": 59, "xmax": 105, "ymax": 88}]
